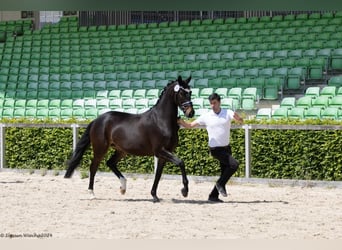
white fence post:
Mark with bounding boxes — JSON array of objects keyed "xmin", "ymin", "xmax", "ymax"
[
  {"xmin": 0, "ymin": 124, "xmax": 5, "ymax": 169},
  {"xmin": 71, "ymin": 124, "xmax": 79, "ymax": 151},
  {"xmin": 243, "ymin": 124, "xmax": 252, "ymax": 178}
]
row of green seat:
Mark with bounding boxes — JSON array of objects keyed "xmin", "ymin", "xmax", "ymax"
[
  {"xmin": 39, "ymin": 13, "xmax": 342, "ymax": 35},
  {"xmin": 257, "ymin": 106, "xmax": 342, "ymax": 120},
  {"xmin": 0, "ymin": 87, "xmax": 161, "ymax": 100},
  {"xmin": 1, "ymin": 51, "xmax": 337, "ymax": 73},
  {"xmin": 0, "ymin": 85, "xmax": 256, "ymax": 104},
  {"xmin": 17, "ymin": 27, "xmax": 342, "ymax": 45},
  {"xmin": 4, "ymin": 37, "xmax": 340, "ymax": 56},
  {"xmin": 0, "ymin": 105, "xmax": 160, "ymax": 119}
]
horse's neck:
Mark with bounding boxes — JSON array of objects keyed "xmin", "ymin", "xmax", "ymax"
[{"xmin": 154, "ymin": 92, "xmax": 178, "ymax": 121}]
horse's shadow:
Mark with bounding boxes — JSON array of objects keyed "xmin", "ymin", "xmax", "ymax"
[
  {"xmin": 106, "ymin": 198, "xmax": 289, "ymax": 205},
  {"xmin": 0, "ymin": 180, "xmax": 25, "ymax": 184}
]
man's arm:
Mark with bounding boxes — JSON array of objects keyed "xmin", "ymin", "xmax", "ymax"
[
  {"xmin": 177, "ymin": 118, "xmax": 199, "ymax": 129},
  {"xmin": 233, "ymin": 112, "xmax": 244, "ymax": 124}
]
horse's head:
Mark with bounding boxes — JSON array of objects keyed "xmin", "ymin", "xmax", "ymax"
[{"xmin": 173, "ymin": 76, "xmax": 195, "ymax": 118}]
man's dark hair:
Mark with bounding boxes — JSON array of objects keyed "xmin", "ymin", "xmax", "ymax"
[{"xmin": 208, "ymin": 93, "xmax": 221, "ymax": 102}]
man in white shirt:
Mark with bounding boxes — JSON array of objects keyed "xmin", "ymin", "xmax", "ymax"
[{"xmin": 178, "ymin": 93, "xmax": 243, "ymax": 202}]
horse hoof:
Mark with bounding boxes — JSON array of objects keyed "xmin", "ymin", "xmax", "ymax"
[
  {"xmin": 119, "ymin": 177, "xmax": 127, "ymax": 195},
  {"xmin": 152, "ymin": 196, "xmax": 160, "ymax": 203},
  {"xmin": 88, "ymin": 190, "xmax": 96, "ymax": 200},
  {"xmin": 181, "ymin": 188, "xmax": 188, "ymax": 198}
]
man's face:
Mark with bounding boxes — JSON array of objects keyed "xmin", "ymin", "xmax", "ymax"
[{"xmin": 210, "ymin": 99, "xmax": 221, "ymax": 113}]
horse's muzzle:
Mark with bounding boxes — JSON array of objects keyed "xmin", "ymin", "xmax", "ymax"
[
  {"xmin": 181, "ymin": 101, "xmax": 195, "ymax": 118},
  {"xmin": 186, "ymin": 108, "xmax": 195, "ymax": 118}
]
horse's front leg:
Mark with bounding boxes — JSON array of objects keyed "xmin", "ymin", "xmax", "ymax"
[
  {"xmin": 151, "ymin": 157, "xmax": 166, "ymax": 202},
  {"xmin": 156, "ymin": 149, "xmax": 189, "ymax": 199}
]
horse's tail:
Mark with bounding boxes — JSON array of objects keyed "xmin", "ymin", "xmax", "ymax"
[{"xmin": 64, "ymin": 121, "xmax": 94, "ymax": 178}]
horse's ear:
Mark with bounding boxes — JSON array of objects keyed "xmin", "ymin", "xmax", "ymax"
[
  {"xmin": 185, "ymin": 76, "xmax": 192, "ymax": 85},
  {"xmin": 177, "ymin": 75, "xmax": 183, "ymax": 83}
]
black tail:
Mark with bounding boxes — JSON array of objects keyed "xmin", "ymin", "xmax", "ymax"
[{"xmin": 64, "ymin": 121, "xmax": 94, "ymax": 178}]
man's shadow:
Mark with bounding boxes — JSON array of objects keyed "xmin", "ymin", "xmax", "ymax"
[{"xmin": 171, "ymin": 198, "xmax": 289, "ymax": 205}]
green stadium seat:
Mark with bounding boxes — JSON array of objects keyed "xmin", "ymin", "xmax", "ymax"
[
  {"xmin": 49, "ymin": 99, "xmax": 61, "ymax": 110},
  {"xmin": 312, "ymin": 96, "xmax": 330, "ymax": 108},
  {"xmin": 272, "ymin": 107, "xmax": 288, "ymax": 119},
  {"xmin": 221, "ymin": 78, "xmax": 237, "ymax": 89},
  {"xmin": 165, "ymin": 71, "xmax": 179, "ymax": 81},
  {"xmin": 214, "ymin": 87, "xmax": 228, "ymax": 98},
  {"xmin": 143, "ymin": 80, "xmax": 156, "ymax": 89},
  {"xmin": 152, "ymin": 72, "xmax": 166, "ymax": 81},
  {"xmin": 321, "ymin": 12, "xmax": 334, "ymax": 19},
  {"xmin": 320, "ymin": 86, "xmax": 336, "ymax": 98},
  {"xmin": 193, "ymin": 79, "xmax": 208, "ymax": 88},
  {"xmin": 191, "ymin": 98, "xmax": 204, "ymax": 109},
  {"xmin": 328, "ymin": 76, "xmax": 342, "ymax": 87},
  {"xmin": 304, "ymin": 107, "xmax": 322, "ymax": 119},
  {"xmin": 241, "ymin": 98, "xmax": 256, "ymax": 110},
  {"xmin": 280, "ymin": 97, "xmax": 296, "ymax": 109},
  {"xmin": 287, "ymin": 107, "xmax": 305, "ymax": 120},
  {"xmin": 109, "ymin": 99, "xmax": 123, "ymax": 109},
  {"xmin": 286, "ymin": 67, "xmax": 305, "ymax": 90},
  {"xmin": 155, "ymin": 80, "xmax": 169, "ymax": 89},
  {"xmin": 96, "ymin": 90, "xmax": 109, "ymax": 99},
  {"xmin": 36, "ymin": 108, "xmax": 49, "ymax": 119},
  {"xmin": 146, "ymin": 98, "xmax": 157, "ymax": 108},
  {"xmin": 208, "ymin": 78, "xmax": 223, "ymax": 88},
  {"xmin": 122, "ymin": 98, "xmax": 136, "ymax": 109},
  {"xmin": 242, "ymin": 87, "xmax": 257, "ymax": 101},
  {"xmin": 133, "ymin": 89, "xmax": 147, "ymax": 99},
  {"xmin": 253, "ymin": 58, "xmax": 268, "ymax": 68},
  {"xmin": 216, "ymin": 97, "xmax": 232, "ymax": 110},
  {"xmin": 321, "ymin": 107, "xmax": 339, "ymax": 120},
  {"xmin": 331, "ymin": 48, "xmax": 342, "ymax": 70},
  {"xmin": 146, "ymin": 89, "xmax": 160, "ymax": 99},
  {"xmin": 199, "ymin": 88, "xmax": 214, "ymax": 99},
  {"xmin": 227, "ymin": 87, "xmax": 242, "ymax": 109},
  {"xmin": 192, "ymin": 70, "xmax": 204, "ymax": 80},
  {"xmin": 263, "ymin": 77, "xmax": 281, "ymax": 100},
  {"xmin": 259, "ymin": 68, "xmax": 274, "ymax": 78},
  {"xmin": 328, "ymin": 96, "xmax": 342, "ymax": 108},
  {"xmin": 236, "ymin": 77, "xmax": 251, "ymax": 89},
  {"xmin": 135, "ymin": 98, "xmax": 149, "ymax": 109},
  {"xmin": 305, "ymin": 87, "xmax": 320, "ymax": 99},
  {"xmin": 256, "ymin": 108, "xmax": 272, "ymax": 119},
  {"xmin": 296, "ymin": 96, "xmax": 313, "ymax": 109},
  {"xmin": 140, "ymin": 72, "xmax": 153, "ymax": 81},
  {"xmin": 336, "ymin": 87, "xmax": 342, "ymax": 96}
]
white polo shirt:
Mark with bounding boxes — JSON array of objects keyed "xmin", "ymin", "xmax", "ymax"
[{"xmin": 195, "ymin": 108, "xmax": 234, "ymax": 148}]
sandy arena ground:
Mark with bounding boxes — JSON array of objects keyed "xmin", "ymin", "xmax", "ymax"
[{"xmin": 0, "ymin": 170, "xmax": 341, "ymax": 239}]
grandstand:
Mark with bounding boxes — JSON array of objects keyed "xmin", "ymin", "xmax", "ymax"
[{"xmin": 0, "ymin": 11, "xmax": 341, "ymax": 120}]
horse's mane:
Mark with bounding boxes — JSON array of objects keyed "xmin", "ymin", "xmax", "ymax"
[{"xmin": 152, "ymin": 80, "xmax": 175, "ymax": 108}]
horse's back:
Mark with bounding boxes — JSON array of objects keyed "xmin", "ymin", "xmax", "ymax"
[{"xmin": 91, "ymin": 110, "xmax": 157, "ymax": 155}]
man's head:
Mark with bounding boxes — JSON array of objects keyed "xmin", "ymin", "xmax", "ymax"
[{"xmin": 208, "ymin": 93, "xmax": 221, "ymax": 114}]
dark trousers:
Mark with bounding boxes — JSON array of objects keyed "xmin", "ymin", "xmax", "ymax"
[{"xmin": 209, "ymin": 145, "xmax": 239, "ymax": 198}]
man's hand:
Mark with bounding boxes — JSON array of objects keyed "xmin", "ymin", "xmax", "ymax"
[{"xmin": 233, "ymin": 112, "xmax": 244, "ymax": 124}]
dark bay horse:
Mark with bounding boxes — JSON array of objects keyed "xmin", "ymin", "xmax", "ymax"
[{"xmin": 64, "ymin": 76, "xmax": 194, "ymax": 202}]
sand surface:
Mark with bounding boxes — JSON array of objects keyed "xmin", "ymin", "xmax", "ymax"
[{"xmin": 0, "ymin": 171, "xmax": 341, "ymax": 239}]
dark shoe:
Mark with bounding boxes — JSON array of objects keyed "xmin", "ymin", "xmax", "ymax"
[
  {"xmin": 208, "ymin": 196, "xmax": 224, "ymax": 203},
  {"xmin": 215, "ymin": 183, "xmax": 228, "ymax": 197}
]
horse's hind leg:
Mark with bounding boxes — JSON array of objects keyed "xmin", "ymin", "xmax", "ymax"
[
  {"xmin": 106, "ymin": 150, "xmax": 127, "ymax": 194},
  {"xmin": 88, "ymin": 146, "xmax": 108, "ymax": 198}
]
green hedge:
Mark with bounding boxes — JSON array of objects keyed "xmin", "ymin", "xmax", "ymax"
[{"xmin": 1, "ymin": 117, "xmax": 342, "ymax": 181}]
